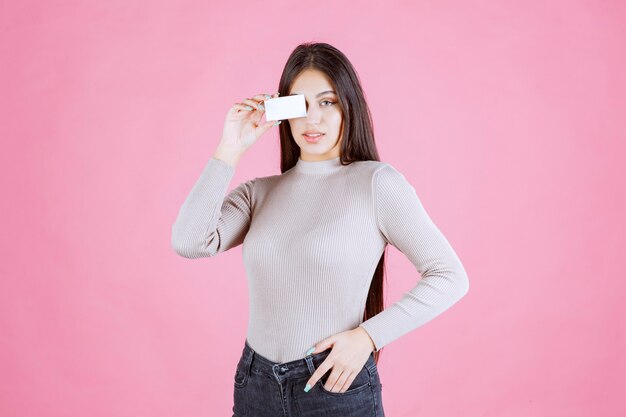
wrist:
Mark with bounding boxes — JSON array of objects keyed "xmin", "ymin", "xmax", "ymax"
[
  {"xmin": 357, "ymin": 325, "xmax": 376, "ymax": 352},
  {"xmin": 213, "ymin": 144, "xmax": 244, "ymax": 167}
]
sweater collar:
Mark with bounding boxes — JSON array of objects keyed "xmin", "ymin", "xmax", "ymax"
[{"xmin": 293, "ymin": 156, "xmax": 343, "ymax": 174}]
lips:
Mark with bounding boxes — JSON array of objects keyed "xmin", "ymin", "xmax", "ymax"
[{"xmin": 303, "ymin": 132, "xmax": 325, "ymax": 143}]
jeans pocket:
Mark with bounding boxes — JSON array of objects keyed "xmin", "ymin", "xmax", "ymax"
[
  {"xmin": 317, "ymin": 364, "xmax": 372, "ymax": 396},
  {"xmin": 233, "ymin": 357, "xmax": 250, "ymax": 389}
]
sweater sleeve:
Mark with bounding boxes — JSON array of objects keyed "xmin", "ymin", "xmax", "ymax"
[
  {"xmin": 358, "ymin": 163, "xmax": 470, "ymax": 351},
  {"xmin": 171, "ymin": 157, "xmax": 255, "ymax": 259}
]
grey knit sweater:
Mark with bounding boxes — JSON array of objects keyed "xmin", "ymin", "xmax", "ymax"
[{"xmin": 171, "ymin": 155, "xmax": 469, "ymax": 363}]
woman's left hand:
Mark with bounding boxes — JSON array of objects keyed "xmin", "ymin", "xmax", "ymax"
[{"xmin": 304, "ymin": 326, "xmax": 376, "ymax": 393}]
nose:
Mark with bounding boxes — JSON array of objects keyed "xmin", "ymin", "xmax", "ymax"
[{"xmin": 305, "ymin": 104, "xmax": 321, "ymax": 124}]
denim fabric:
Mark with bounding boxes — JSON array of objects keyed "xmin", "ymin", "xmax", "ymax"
[{"xmin": 232, "ymin": 339, "xmax": 385, "ymax": 417}]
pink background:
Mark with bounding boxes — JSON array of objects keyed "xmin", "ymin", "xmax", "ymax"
[{"xmin": 1, "ymin": 1, "xmax": 624, "ymax": 416}]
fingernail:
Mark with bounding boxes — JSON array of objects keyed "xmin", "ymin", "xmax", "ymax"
[
  {"xmin": 305, "ymin": 347, "xmax": 315, "ymax": 355},
  {"xmin": 245, "ymin": 105, "xmax": 253, "ymax": 110},
  {"xmin": 265, "ymin": 94, "xmax": 271, "ymax": 99},
  {"xmin": 258, "ymin": 103, "xmax": 264, "ymax": 111},
  {"xmin": 304, "ymin": 383, "xmax": 311, "ymax": 392},
  {"xmin": 273, "ymin": 120, "xmax": 281, "ymax": 126}
]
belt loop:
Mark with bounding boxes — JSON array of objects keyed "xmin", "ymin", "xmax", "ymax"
[
  {"xmin": 304, "ymin": 355, "xmax": 316, "ymax": 375},
  {"xmin": 244, "ymin": 342, "xmax": 254, "ymax": 376},
  {"xmin": 365, "ymin": 352, "xmax": 377, "ymax": 374}
]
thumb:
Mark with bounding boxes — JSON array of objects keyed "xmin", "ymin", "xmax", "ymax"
[{"xmin": 257, "ymin": 119, "xmax": 281, "ymax": 136}]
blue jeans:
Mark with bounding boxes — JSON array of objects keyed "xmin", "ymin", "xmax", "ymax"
[{"xmin": 232, "ymin": 339, "xmax": 385, "ymax": 417}]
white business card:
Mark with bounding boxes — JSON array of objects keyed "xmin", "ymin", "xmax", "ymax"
[{"xmin": 264, "ymin": 94, "xmax": 307, "ymax": 121}]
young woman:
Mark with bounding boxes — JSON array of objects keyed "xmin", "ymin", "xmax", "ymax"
[{"xmin": 172, "ymin": 42, "xmax": 470, "ymax": 417}]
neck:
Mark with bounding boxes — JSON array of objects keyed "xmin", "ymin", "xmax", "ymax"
[{"xmin": 293, "ymin": 155, "xmax": 343, "ymax": 174}]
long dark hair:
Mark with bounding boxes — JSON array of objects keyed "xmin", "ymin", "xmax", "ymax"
[{"xmin": 276, "ymin": 42, "xmax": 387, "ymax": 365}]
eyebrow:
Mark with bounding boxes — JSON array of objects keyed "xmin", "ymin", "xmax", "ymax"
[{"xmin": 289, "ymin": 90, "xmax": 336, "ymax": 97}]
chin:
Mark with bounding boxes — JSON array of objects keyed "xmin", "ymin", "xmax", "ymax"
[{"xmin": 299, "ymin": 142, "xmax": 334, "ymax": 152}]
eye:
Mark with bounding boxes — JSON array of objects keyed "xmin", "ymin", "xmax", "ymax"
[{"xmin": 321, "ymin": 100, "xmax": 335, "ymax": 106}]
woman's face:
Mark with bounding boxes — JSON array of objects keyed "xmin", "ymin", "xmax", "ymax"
[{"xmin": 288, "ymin": 69, "xmax": 344, "ymax": 161}]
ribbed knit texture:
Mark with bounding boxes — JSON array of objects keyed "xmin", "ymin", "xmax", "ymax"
[{"xmin": 171, "ymin": 155, "xmax": 469, "ymax": 363}]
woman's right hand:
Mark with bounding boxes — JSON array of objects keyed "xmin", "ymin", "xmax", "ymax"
[{"xmin": 219, "ymin": 92, "xmax": 281, "ymax": 153}]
